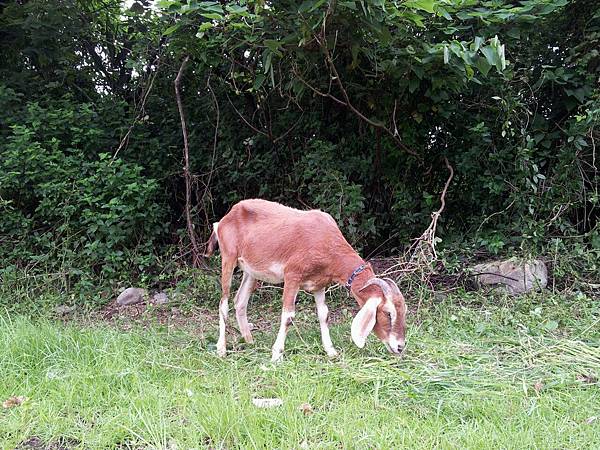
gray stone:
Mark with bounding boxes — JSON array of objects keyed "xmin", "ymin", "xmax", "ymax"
[
  {"xmin": 151, "ymin": 292, "xmax": 169, "ymax": 305},
  {"xmin": 116, "ymin": 287, "xmax": 148, "ymax": 306},
  {"xmin": 471, "ymin": 258, "xmax": 548, "ymax": 295},
  {"xmin": 54, "ymin": 305, "xmax": 76, "ymax": 315}
]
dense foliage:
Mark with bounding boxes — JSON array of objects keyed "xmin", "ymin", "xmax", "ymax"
[{"xmin": 0, "ymin": 0, "xmax": 598, "ymax": 286}]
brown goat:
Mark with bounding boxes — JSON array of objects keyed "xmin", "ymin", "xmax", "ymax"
[{"xmin": 205, "ymin": 199, "xmax": 407, "ymax": 361}]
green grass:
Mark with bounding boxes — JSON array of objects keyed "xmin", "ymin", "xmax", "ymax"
[{"xmin": 1, "ymin": 291, "xmax": 599, "ymax": 449}]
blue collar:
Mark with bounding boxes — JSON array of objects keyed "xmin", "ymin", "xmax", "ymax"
[{"xmin": 345, "ymin": 263, "xmax": 367, "ymax": 290}]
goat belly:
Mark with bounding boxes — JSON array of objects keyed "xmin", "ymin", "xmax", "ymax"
[
  {"xmin": 237, "ymin": 258, "xmax": 285, "ymax": 284},
  {"xmin": 300, "ymin": 280, "xmax": 319, "ymax": 292}
]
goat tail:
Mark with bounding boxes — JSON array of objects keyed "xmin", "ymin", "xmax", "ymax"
[{"xmin": 204, "ymin": 222, "xmax": 220, "ymax": 257}]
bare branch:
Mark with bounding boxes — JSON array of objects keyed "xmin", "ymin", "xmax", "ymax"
[
  {"xmin": 174, "ymin": 56, "xmax": 203, "ymax": 268},
  {"xmin": 111, "ymin": 33, "xmax": 167, "ymax": 162},
  {"xmin": 112, "ymin": 51, "xmax": 162, "ymax": 162},
  {"xmin": 409, "ymin": 156, "xmax": 454, "ymax": 263},
  {"xmin": 226, "ymin": 90, "xmax": 305, "ymax": 144},
  {"xmin": 197, "ymin": 73, "xmax": 221, "ymax": 230},
  {"xmin": 311, "ymin": 3, "xmax": 419, "ymax": 157},
  {"xmin": 293, "ymin": 68, "xmax": 347, "ymax": 106},
  {"xmin": 273, "ymin": 112, "xmax": 305, "ymax": 143},
  {"xmin": 226, "ymin": 93, "xmax": 270, "ymax": 139}
]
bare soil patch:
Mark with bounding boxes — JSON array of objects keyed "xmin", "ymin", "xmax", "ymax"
[
  {"xmin": 83, "ymin": 288, "xmax": 357, "ymax": 340},
  {"xmin": 16, "ymin": 437, "xmax": 79, "ymax": 450}
]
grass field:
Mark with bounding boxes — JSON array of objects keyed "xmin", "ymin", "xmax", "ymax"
[{"xmin": 1, "ymin": 290, "xmax": 599, "ymax": 449}]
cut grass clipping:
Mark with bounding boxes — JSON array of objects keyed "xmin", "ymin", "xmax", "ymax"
[{"xmin": 1, "ymin": 292, "xmax": 599, "ymax": 449}]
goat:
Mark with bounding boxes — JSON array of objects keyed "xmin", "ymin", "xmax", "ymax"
[{"xmin": 205, "ymin": 199, "xmax": 407, "ymax": 361}]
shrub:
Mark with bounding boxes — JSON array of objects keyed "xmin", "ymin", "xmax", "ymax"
[{"xmin": 0, "ymin": 95, "xmax": 166, "ymax": 285}]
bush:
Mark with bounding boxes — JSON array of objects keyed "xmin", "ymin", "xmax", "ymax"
[{"xmin": 0, "ymin": 93, "xmax": 166, "ymax": 285}]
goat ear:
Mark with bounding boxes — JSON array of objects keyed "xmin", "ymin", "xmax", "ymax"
[{"xmin": 351, "ymin": 297, "xmax": 382, "ymax": 348}]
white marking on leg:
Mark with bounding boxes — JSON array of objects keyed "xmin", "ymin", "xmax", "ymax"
[
  {"xmin": 315, "ymin": 290, "xmax": 337, "ymax": 357},
  {"xmin": 216, "ymin": 265, "xmax": 234, "ymax": 357},
  {"xmin": 217, "ymin": 296, "xmax": 229, "ymax": 357},
  {"xmin": 235, "ymin": 272, "xmax": 255, "ymax": 343},
  {"xmin": 271, "ymin": 310, "xmax": 295, "ymax": 363}
]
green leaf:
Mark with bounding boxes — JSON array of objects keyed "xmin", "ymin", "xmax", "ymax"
[
  {"xmin": 540, "ymin": 1, "xmax": 567, "ymax": 15},
  {"xmin": 340, "ymin": 1, "xmax": 358, "ymax": 10},
  {"xmin": 474, "ymin": 36, "xmax": 484, "ymax": 52},
  {"xmin": 198, "ymin": 2, "xmax": 224, "ymax": 14},
  {"xmin": 481, "ymin": 46, "xmax": 498, "ymax": 68},
  {"xmin": 475, "ymin": 55, "xmax": 491, "ymax": 76},
  {"xmin": 408, "ymin": 78, "xmax": 419, "ymax": 93},
  {"xmin": 565, "ymin": 88, "xmax": 586, "ymax": 103},
  {"xmin": 405, "ymin": 0, "xmax": 435, "ymax": 14},
  {"xmin": 157, "ymin": 0, "xmax": 179, "ymax": 10},
  {"xmin": 201, "ymin": 13, "xmax": 223, "ymax": 20},
  {"xmin": 465, "ymin": 64, "xmax": 474, "ymax": 80},
  {"xmin": 412, "ymin": 65, "xmax": 424, "ymax": 79},
  {"xmin": 543, "ymin": 320, "xmax": 559, "ymax": 331},
  {"xmin": 404, "ymin": 12, "xmax": 425, "ymax": 27},
  {"xmin": 163, "ymin": 24, "xmax": 180, "ymax": 36},
  {"xmin": 291, "ymin": 79, "xmax": 305, "ymax": 97},
  {"xmin": 264, "ymin": 39, "xmax": 283, "ymax": 57},
  {"xmin": 437, "ymin": 6, "xmax": 451, "ymax": 20},
  {"xmin": 226, "ymin": 5, "xmax": 249, "ymax": 16},
  {"xmin": 298, "ymin": 1, "xmax": 313, "ymax": 12},
  {"xmin": 309, "ymin": 0, "xmax": 327, "ymax": 11},
  {"xmin": 253, "ymin": 73, "xmax": 266, "ymax": 90},
  {"xmin": 533, "ymin": 132, "xmax": 546, "ymax": 143},
  {"xmin": 263, "ymin": 51, "xmax": 273, "ymax": 74}
]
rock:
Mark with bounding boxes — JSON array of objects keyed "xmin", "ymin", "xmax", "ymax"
[
  {"xmin": 54, "ymin": 305, "xmax": 76, "ymax": 315},
  {"xmin": 116, "ymin": 287, "xmax": 147, "ymax": 306},
  {"xmin": 434, "ymin": 291, "xmax": 448, "ymax": 302},
  {"xmin": 471, "ymin": 258, "xmax": 547, "ymax": 295},
  {"xmin": 151, "ymin": 292, "xmax": 168, "ymax": 305}
]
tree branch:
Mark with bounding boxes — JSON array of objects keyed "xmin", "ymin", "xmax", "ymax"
[
  {"xmin": 410, "ymin": 157, "xmax": 454, "ymax": 262},
  {"xmin": 111, "ymin": 50, "xmax": 162, "ymax": 162},
  {"xmin": 197, "ymin": 73, "xmax": 221, "ymax": 230},
  {"xmin": 312, "ymin": 3, "xmax": 419, "ymax": 157},
  {"xmin": 226, "ymin": 90, "xmax": 305, "ymax": 144},
  {"xmin": 174, "ymin": 56, "xmax": 203, "ymax": 268},
  {"xmin": 226, "ymin": 92, "xmax": 270, "ymax": 139}
]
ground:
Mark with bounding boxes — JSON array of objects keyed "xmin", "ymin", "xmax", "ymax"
[{"xmin": 0, "ymin": 289, "xmax": 599, "ymax": 449}]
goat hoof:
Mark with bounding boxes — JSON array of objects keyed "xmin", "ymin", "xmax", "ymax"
[
  {"xmin": 326, "ymin": 348, "xmax": 339, "ymax": 358},
  {"xmin": 270, "ymin": 352, "xmax": 284, "ymax": 364},
  {"xmin": 216, "ymin": 345, "xmax": 227, "ymax": 357}
]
